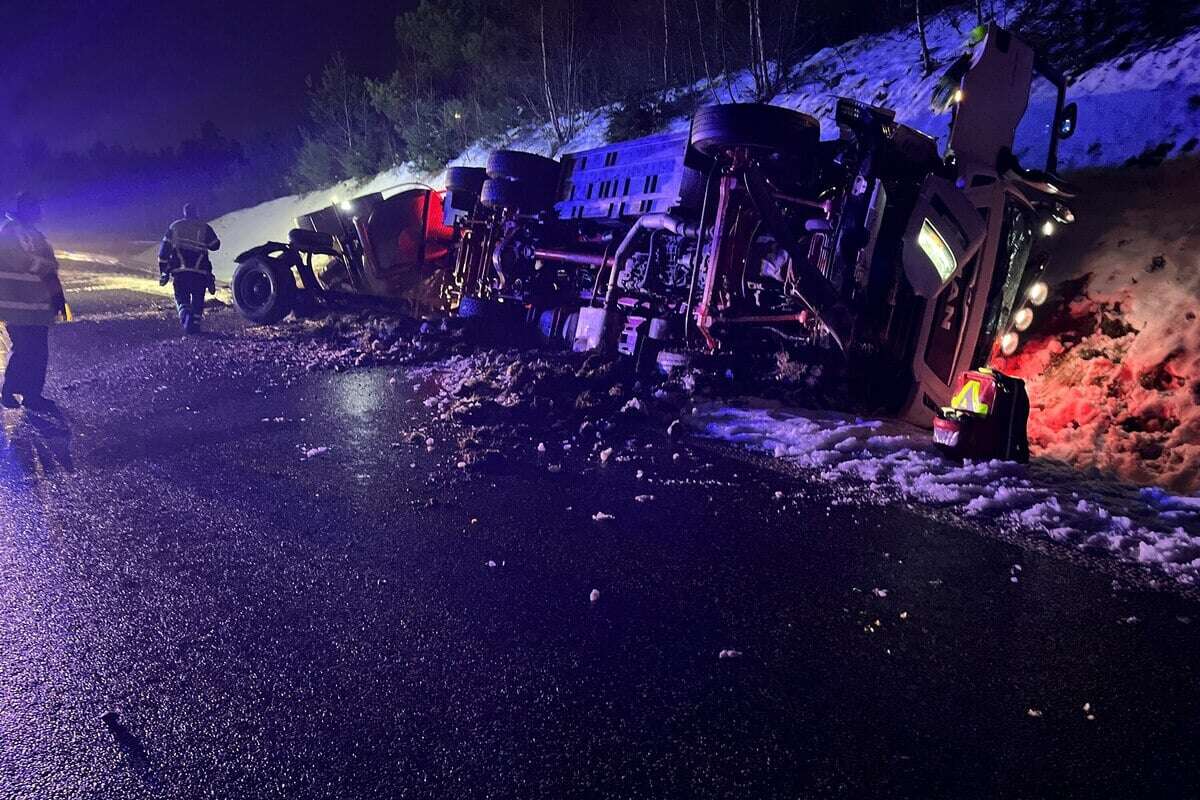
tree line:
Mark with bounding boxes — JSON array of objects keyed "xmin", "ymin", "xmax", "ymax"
[
  {"xmin": 0, "ymin": 122, "xmax": 296, "ymax": 237},
  {"xmin": 292, "ymin": 0, "xmax": 987, "ymax": 189}
]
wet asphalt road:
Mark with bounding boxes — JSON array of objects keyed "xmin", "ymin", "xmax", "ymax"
[{"xmin": 3, "ymin": 260, "xmax": 1200, "ymax": 799}]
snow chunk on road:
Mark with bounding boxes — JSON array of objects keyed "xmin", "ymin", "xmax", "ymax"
[{"xmin": 691, "ymin": 399, "xmax": 1200, "ymax": 585}]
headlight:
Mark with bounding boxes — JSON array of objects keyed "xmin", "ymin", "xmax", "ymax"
[
  {"xmin": 1000, "ymin": 332, "xmax": 1019, "ymax": 355},
  {"xmin": 339, "ymin": 200, "xmax": 355, "ymax": 213},
  {"xmin": 1027, "ymin": 281, "xmax": 1049, "ymax": 306},
  {"xmin": 1013, "ymin": 307, "xmax": 1033, "ymax": 331},
  {"xmin": 1052, "ymin": 203, "xmax": 1075, "ymax": 224},
  {"xmin": 1040, "ymin": 220, "xmax": 1056, "ymax": 236},
  {"xmin": 917, "ymin": 219, "xmax": 957, "ymax": 283}
]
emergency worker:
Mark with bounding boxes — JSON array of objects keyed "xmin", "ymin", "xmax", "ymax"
[
  {"xmin": 158, "ymin": 203, "xmax": 220, "ymax": 333},
  {"xmin": 0, "ymin": 192, "xmax": 66, "ymax": 412}
]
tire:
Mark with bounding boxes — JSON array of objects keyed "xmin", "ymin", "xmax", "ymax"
[
  {"xmin": 486, "ymin": 150, "xmax": 560, "ymax": 185},
  {"xmin": 445, "ymin": 165, "xmax": 487, "ymax": 194},
  {"xmin": 479, "ymin": 177, "xmax": 555, "ymax": 211},
  {"xmin": 232, "ymin": 256, "xmax": 296, "ymax": 324},
  {"xmin": 456, "ymin": 295, "xmax": 492, "ymax": 319},
  {"xmin": 456, "ymin": 295, "xmax": 526, "ymax": 340},
  {"xmin": 689, "ymin": 103, "xmax": 820, "ymax": 160},
  {"xmin": 477, "ymin": 176, "xmax": 540, "ymax": 211}
]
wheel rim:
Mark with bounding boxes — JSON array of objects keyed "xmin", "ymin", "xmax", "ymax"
[{"xmin": 240, "ymin": 268, "xmax": 274, "ymax": 311}]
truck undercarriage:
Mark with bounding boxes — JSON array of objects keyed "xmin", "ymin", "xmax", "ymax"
[{"xmin": 232, "ymin": 24, "xmax": 1078, "ymax": 435}]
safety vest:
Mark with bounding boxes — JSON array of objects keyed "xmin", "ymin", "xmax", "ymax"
[
  {"xmin": 0, "ymin": 217, "xmax": 61, "ymax": 326},
  {"xmin": 162, "ymin": 218, "xmax": 219, "ymax": 273}
]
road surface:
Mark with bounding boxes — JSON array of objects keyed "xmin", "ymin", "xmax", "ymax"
[{"xmin": 2, "ymin": 258, "xmax": 1200, "ymax": 799}]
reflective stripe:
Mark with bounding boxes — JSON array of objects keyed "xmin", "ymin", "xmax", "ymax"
[
  {"xmin": 0, "ymin": 270, "xmax": 42, "ymax": 282},
  {"xmin": 951, "ymin": 378, "xmax": 990, "ymax": 415},
  {"xmin": 172, "ymin": 237, "xmax": 210, "ymax": 252},
  {"xmin": 0, "ymin": 298, "xmax": 52, "ymax": 310}
]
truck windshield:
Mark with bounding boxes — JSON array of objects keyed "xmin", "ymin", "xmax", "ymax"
[
  {"xmin": 974, "ymin": 200, "xmax": 1034, "ymax": 365},
  {"xmin": 1013, "ymin": 72, "xmax": 1060, "ymax": 172}
]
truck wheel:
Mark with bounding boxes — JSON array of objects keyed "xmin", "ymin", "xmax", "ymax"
[
  {"xmin": 486, "ymin": 150, "xmax": 560, "ymax": 186},
  {"xmin": 456, "ymin": 295, "xmax": 492, "ymax": 319},
  {"xmin": 457, "ymin": 295, "xmax": 526, "ymax": 341},
  {"xmin": 690, "ymin": 103, "xmax": 820, "ymax": 159},
  {"xmin": 482, "ymin": 177, "xmax": 530, "ymax": 211},
  {"xmin": 232, "ymin": 256, "xmax": 295, "ymax": 324},
  {"xmin": 445, "ymin": 166, "xmax": 487, "ymax": 194}
]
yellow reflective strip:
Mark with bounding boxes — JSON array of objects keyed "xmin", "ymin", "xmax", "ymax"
[{"xmin": 951, "ymin": 379, "xmax": 990, "ymax": 415}]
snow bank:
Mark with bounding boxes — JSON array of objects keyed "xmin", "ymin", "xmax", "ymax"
[
  {"xmin": 691, "ymin": 399, "xmax": 1200, "ymax": 585},
  {"xmin": 995, "ymin": 159, "xmax": 1200, "ymax": 493},
  {"xmin": 194, "ymin": 1, "xmax": 1200, "ymax": 283}
]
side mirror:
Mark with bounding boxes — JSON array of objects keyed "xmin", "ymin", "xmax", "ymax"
[{"xmin": 1057, "ymin": 102, "xmax": 1078, "ymax": 139}]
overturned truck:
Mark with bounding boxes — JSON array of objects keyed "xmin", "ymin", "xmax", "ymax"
[{"xmin": 233, "ymin": 24, "xmax": 1078, "ymax": 438}]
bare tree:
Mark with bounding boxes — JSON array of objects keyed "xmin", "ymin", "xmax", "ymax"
[
  {"xmin": 539, "ymin": 0, "xmax": 584, "ymax": 146},
  {"xmin": 915, "ymin": 0, "xmax": 936, "ymax": 75},
  {"xmin": 745, "ymin": 0, "xmax": 795, "ymax": 102},
  {"xmin": 663, "ymin": 0, "xmax": 671, "ymax": 88},
  {"xmin": 693, "ymin": 0, "xmax": 721, "ymax": 101}
]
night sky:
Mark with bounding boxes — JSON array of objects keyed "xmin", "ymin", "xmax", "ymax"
[{"xmin": 0, "ymin": 0, "xmax": 406, "ymax": 153}]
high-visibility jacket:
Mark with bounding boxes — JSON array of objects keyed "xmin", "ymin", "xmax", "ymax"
[
  {"xmin": 158, "ymin": 218, "xmax": 220, "ymax": 275},
  {"xmin": 0, "ymin": 215, "xmax": 63, "ymax": 326}
]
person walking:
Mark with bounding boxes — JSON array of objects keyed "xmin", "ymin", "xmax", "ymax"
[
  {"xmin": 0, "ymin": 193, "xmax": 66, "ymax": 412},
  {"xmin": 158, "ymin": 203, "xmax": 220, "ymax": 334}
]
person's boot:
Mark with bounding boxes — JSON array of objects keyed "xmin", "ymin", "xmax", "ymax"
[
  {"xmin": 186, "ymin": 303, "xmax": 203, "ymax": 334},
  {"xmin": 179, "ymin": 308, "xmax": 193, "ymax": 334},
  {"xmin": 0, "ymin": 392, "xmax": 20, "ymax": 409},
  {"xmin": 21, "ymin": 395, "xmax": 58, "ymax": 414}
]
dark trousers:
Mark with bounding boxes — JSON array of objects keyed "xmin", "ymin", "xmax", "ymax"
[
  {"xmin": 172, "ymin": 272, "xmax": 208, "ymax": 328},
  {"xmin": 2, "ymin": 324, "xmax": 49, "ymax": 398}
]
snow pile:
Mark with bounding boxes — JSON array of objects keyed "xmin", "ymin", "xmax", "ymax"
[
  {"xmin": 691, "ymin": 399, "xmax": 1200, "ymax": 584},
  {"xmin": 996, "ymin": 160, "xmax": 1200, "ymax": 492}
]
